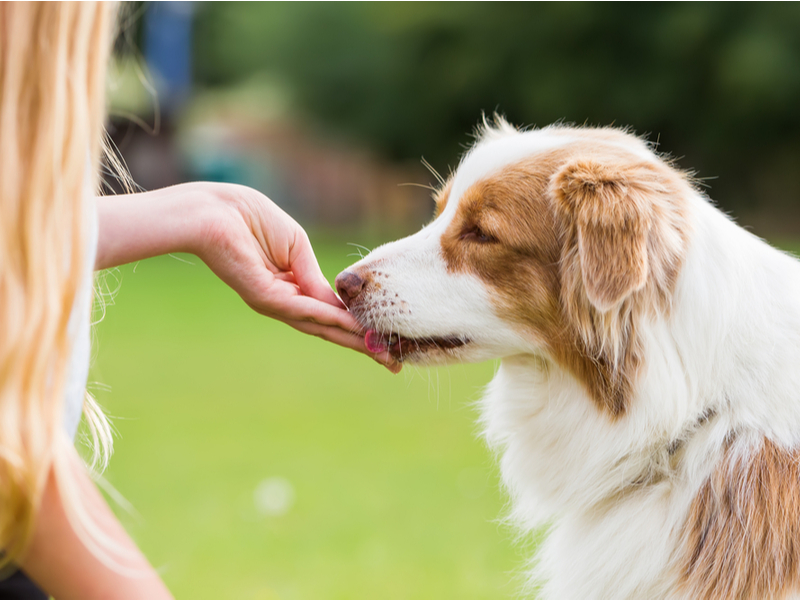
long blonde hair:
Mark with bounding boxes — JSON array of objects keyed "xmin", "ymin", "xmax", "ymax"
[{"xmin": 0, "ymin": 1, "xmax": 115, "ymax": 567}]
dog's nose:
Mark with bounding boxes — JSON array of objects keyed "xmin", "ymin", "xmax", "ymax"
[{"xmin": 335, "ymin": 271, "xmax": 366, "ymax": 309}]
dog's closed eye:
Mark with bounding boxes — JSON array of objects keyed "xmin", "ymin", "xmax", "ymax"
[{"xmin": 459, "ymin": 225, "xmax": 497, "ymax": 244}]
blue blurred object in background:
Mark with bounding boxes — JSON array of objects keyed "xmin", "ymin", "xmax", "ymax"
[{"xmin": 144, "ymin": 1, "xmax": 194, "ymax": 118}]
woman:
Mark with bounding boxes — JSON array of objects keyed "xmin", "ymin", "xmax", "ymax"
[{"xmin": 0, "ymin": 3, "xmax": 396, "ymax": 598}]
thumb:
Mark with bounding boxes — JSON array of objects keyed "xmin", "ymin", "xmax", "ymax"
[{"xmin": 290, "ymin": 232, "xmax": 346, "ymax": 309}]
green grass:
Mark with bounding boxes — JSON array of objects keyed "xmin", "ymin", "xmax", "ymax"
[{"xmin": 87, "ymin": 234, "xmax": 523, "ymax": 600}]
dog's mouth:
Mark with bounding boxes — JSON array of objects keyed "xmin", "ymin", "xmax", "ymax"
[{"xmin": 364, "ymin": 329, "xmax": 469, "ymax": 361}]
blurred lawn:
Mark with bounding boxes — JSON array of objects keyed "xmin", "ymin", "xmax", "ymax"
[{"xmin": 87, "ymin": 234, "xmax": 522, "ymax": 600}]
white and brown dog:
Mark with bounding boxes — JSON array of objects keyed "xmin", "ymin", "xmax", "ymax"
[{"xmin": 335, "ymin": 120, "xmax": 800, "ymax": 600}]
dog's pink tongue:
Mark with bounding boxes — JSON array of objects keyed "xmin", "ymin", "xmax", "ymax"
[{"xmin": 365, "ymin": 329, "xmax": 388, "ymax": 353}]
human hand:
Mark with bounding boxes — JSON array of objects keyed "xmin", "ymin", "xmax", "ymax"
[{"xmin": 191, "ymin": 183, "xmax": 401, "ymax": 373}]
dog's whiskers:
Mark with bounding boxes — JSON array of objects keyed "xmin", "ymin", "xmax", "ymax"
[
  {"xmin": 421, "ymin": 157, "xmax": 447, "ymax": 188},
  {"xmin": 346, "ymin": 242, "xmax": 372, "ymax": 259},
  {"xmin": 398, "ymin": 182, "xmax": 438, "ymax": 193}
]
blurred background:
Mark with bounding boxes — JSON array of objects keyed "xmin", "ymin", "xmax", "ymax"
[{"xmin": 91, "ymin": 3, "xmax": 800, "ymax": 599}]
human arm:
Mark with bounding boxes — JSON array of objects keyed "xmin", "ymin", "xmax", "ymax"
[
  {"xmin": 19, "ymin": 452, "xmax": 174, "ymax": 600},
  {"xmin": 95, "ymin": 182, "xmax": 399, "ymax": 372}
]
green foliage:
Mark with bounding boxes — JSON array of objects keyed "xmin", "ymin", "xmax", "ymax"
[
  {"xmin": 192, "ymin": 2, "xmax": 800, "ymax": 214},
  {"xmin": 90, "ymin": 238, "xmax": 521, "ymax": 599}
]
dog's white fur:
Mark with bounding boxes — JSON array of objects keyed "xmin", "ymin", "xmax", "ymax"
[{"xmin": 338, "ymin": 122, "xmax": 800, "ymax": 599}]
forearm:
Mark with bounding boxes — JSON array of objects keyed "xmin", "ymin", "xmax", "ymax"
[
  {"xmin": 19, "ymin": 455, "xmax": 173, "ymax": 600},
  {"xmin": 95, "ymin": 183, "xmax": 213, "ymax": 271}
]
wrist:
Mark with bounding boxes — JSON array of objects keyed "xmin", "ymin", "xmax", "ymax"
[{"xmin": 184, "ymin": 182, "xmax": 246, "ymax": 264}]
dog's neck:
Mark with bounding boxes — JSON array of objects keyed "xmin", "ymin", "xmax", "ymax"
[{"xmin": 670, "ymin": 195, "xmax": 800, "ymax": 447}]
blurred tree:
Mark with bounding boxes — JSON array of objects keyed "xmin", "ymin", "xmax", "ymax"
[{"xmin": 191, "ymin": 2, "xmax": 800, "ymax": 221}]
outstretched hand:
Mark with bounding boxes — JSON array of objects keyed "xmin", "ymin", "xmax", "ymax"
[
  {"xmin": 96, "ymin": 181, "xmax": 400, "ymax": 372},
  {"xmin": 194, "ymin": 183, "xmax": 401, "ymax": 373}
]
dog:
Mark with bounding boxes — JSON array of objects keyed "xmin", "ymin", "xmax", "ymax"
[{"xmin": 335, "ymin": 120, "xmax": 800, "ymax": 600}]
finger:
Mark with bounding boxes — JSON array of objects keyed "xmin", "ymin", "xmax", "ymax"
[
  {"xmin": 282, "ymin": 319, "xmax": 401, "ymax": 372},
  {"xmin": 257, "ymin": 293, "xmax": 363, "ymax": 332},
  {"xmin": 288, "ymin": 232, "xmax": 345, "ymax": 309}
]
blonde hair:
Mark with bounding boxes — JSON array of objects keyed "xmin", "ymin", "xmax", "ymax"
[{"xmin": 0, "ymin": 1, "xmax": 115, "ymax": 567}]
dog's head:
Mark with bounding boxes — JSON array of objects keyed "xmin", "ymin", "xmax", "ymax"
[{"xmin": 336, "ymin": 122, "xmax": 692, "ymax": 416}]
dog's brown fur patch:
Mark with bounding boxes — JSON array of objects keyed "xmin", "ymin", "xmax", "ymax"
[
  {"xmin": 440, "ymin": 134, "xmax": 690, "ymax": 416},
  {"xmin": 680, "ymin": 439, "xmax": 800, "ymax": 600},
  {"xmin": 553, "ymin": 159, "xmax": 654, "ymax": 311},
  {"xmin": 439, "ymin": 155, "xmax": 563, "ymax": 346},
  {"xmin": 433, "ymin": 179, "xmax": 452, "ymax": 219}
]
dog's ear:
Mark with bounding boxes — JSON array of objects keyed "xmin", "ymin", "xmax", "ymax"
[{"xmin": 551, "ymin": 159, "xmax": 655, "ymax": 312}]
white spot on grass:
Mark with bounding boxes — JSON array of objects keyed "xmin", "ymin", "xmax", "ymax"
[{"xmin": 254, "ymin": 477, "xmax": 295, "ymax": 516}]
